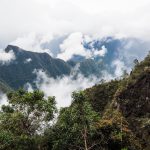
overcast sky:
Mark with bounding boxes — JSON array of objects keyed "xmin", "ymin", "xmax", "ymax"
[{"xmin": 0, "ymin": 0, "xmax": 150, "ymax": 48}]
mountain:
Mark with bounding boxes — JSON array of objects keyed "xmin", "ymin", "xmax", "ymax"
[
  {"xmin": 0, "ymin": 46, "xmax": 150, "ymax": 149},
  {"xmin": 0, "ymin": 45, "xmax": 106, "ymax": 89},
  {"xmin": 0, "ymin": 45, "xmax": 71, "ymax": 89},
  {"xmin": 0, "ymin": 79, "xmax": 12, "ymax": 93},
  {"xmin": 84, "ymin": 54, "xmax": 150, "ymax": 150},
  {"xmin": 1, "ymin": 37, "xmax": 147, "ymax": 90},
  {"xmin": 68, "ymin": 58, "xmax": 104, "ymax": 77}
]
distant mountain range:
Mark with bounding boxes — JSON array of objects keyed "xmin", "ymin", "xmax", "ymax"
[
  {"xmin": 0, "ymin": 45, "xmax": 105, "ymax": 90},
  {"xmin": 0, "ymin": 37, "xmax": 148, "ymax": 91}
]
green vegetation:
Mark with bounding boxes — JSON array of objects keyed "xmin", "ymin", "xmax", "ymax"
[
  {"xmin": 0, "ymin": 53, "xmax": 150, "ymax": 149},
  {"xmin": 51, "ymin": 91, "xmax": 100, "ymax": 150},
  {"xmin": 0, "ymin": 89, "xmax": 57, "ymax": 150}
]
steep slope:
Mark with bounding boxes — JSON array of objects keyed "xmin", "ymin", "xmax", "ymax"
[
  {"xmin": 79, "ymin": 59, "xmax": 104, "ymax": 77},
  {"xmin": 117, "ymin": 71, "xmax": 150, "ymax": 117},
  {"xmin": 115, "ymin": 71, "xmax": 150, "ymax": 149},
  {"xmin": 85, "ymin": 80, "xmax": 119, "ymax": 114},
  {"xmin": 0, "ymin": 45, "xmax": 107, "ymax": 89},
  {"xmin": 83, "ymin": 54, "xmax": 150, "ymax": 150},
  {"xmin": 0, "ymin": 45, "xmax": 71, "ymax": 89},
  {"xmin": 114, "ymin": 56, "xmax": 150, "ymax": 149},
  {"xmin": 68, "ymin": 58, "xmax": 105, "ymax": 77},
  {"xmin": 0, "ymin": 79, "xmax": 12, "ymax": 93}
]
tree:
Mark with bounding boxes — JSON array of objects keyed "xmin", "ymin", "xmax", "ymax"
[
  {"xmin": 133, "ymin": 59, "xmax": 139, "ymax": 66},
  {"xmin": 0, "ymin": 89, "xmax": 57, "ymax": 150},
  {"xmin": 52, "ymin": 91, "xmax": 100, "ymax": 150}
]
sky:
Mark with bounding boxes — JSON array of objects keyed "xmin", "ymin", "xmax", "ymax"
[{"xmin": 0, "ymin": 0, "xmax": 150, "ymax": 48}]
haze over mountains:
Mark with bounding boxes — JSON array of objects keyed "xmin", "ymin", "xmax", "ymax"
[
  {"xmin": 0, "ymin": 45, "xmax": 103, "ymax": 89},
  {"xmin": 0, "ymin": 37, "xmax": 150, "ymax": 108},
  {"xmin": 0, "ymin": 37, "xmax": 150, "ymax": 90}
]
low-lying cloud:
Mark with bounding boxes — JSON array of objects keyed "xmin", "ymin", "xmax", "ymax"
[
  {"xmin": 24, "ymin": 58, "xmax": 32, "ymax": 64},
  {"xmin": 33, "ymin": 69, "xmax": 101, "ymax": 108},
  {"xmin": 112, "ymin": 59, "xmax": 129, "ymax": 77},
  {"xmin": 0, "ymin": 49, "xmax": 16, "ymax": 64},
  {"xmin": 0, "ymin": 92, "xmax": 8, "ymax": 108},
  {"xmin": 25, "ymin": 60, "xmax": 120, "ymax": 108}
]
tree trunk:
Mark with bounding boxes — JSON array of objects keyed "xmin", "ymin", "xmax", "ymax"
[{"xmin": 83, "ymin": 126, "xmax": 88, "ymax": 150}]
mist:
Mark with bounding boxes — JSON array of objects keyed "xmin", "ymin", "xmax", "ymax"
[
  {"xmin": 0, "ymin": 92, "xmax": 8, "ymax": 108},
  {"xmin": 24, "ymin": 64, "xmax": 119, "ymax": 108}
]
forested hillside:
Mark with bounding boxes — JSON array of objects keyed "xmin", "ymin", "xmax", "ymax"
[{"xmin": 0, "ymin": 53, "xmax": 150, "ymax": 150}]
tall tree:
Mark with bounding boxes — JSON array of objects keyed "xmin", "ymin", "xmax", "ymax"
[
  {"xmin": 52, "ymin": 91, "xmax": 100, "ymax": 150},
  {"xmin": 0, "ymin": 89, "xmax": 57, "ymax": 150}
]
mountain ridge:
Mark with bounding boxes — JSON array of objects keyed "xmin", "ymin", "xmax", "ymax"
[
  {"xmin": 0, "ymin": 45, "xmax": 105, "ymax": 89},
  {"xmin": 0, "ymin": 45, "xmax": 72, "ymax": 89}
]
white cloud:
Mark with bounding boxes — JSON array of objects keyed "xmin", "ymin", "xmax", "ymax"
[
  {"xmin": 10, "ymin": 33, "xmax": 53, "ymax": 55},
  {"xmin": 119, "ymin": 39, "xmax": 150, "ymax": 64},
  {"xmin": 24, "ymin": 83, "xmax": 34, "ymax": 92},
  {"xmin": 112, "ymin": 59, "xmax": 129, "ymax": 77},
  {"xmin": 57, "ymin": 32, "xmax": 90, "ymax": 60},
  {"xmin": 32, "ymin": 69, "xmax": 100, "ymax": 108},
  {"xmin": 0, "ymin": 0, "xmax": 150, "ymax": 48},
  {"xmin": 24, "ymin": 58, "xmax": 32, "ymax": 64},
  {"xmin": 93, "ymin": 45, "xmax": 108, "ymax": 57},
  {"xmin": 0, "ymin": 49, "xmax": 16, "ymax": 64},
  {"xmin": 0, "ymin": 92, "xmax": 8, "ymax": 108},
  {"xmin": 30, "ymin": 62, "xmax": 122, "ymax": 108},
  {"xmin": 57, "ymin": 32, "xmax": 107, "ymax": 61},
  {"xmin": 25, "ymin": 56, "xmax": 131, "ymax": 108}
]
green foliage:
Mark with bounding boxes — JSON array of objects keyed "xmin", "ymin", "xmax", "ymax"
[
  {"xmin": 50, "ymin": 91, "xmax": 100, "ymax": 150},
  {"xmin": 85, "ymin": 80, "xmax": 119, "ymax": 114},
  {"xmin": 0, "ymin": 130, "xmax": 14, "ymax": 150},
  {"xmin": 0, "ymin": 89, "xmax": 57, "ymax": 150},
  {"xmin": 1, "ymin": 53, "xmax": 150, "ymax": 149},
  {"xmin": 120, "ymin": 54, "xmax": 150, "ymax": 89}
]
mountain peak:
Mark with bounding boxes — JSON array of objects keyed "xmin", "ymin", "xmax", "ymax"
[
  {"xmin": 5, "ymin": 45, "xmax": 52, "ymax": 57},
  {"xmin": 5, "ymin": 45, "xmax": 21, "ymax": 52}
]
